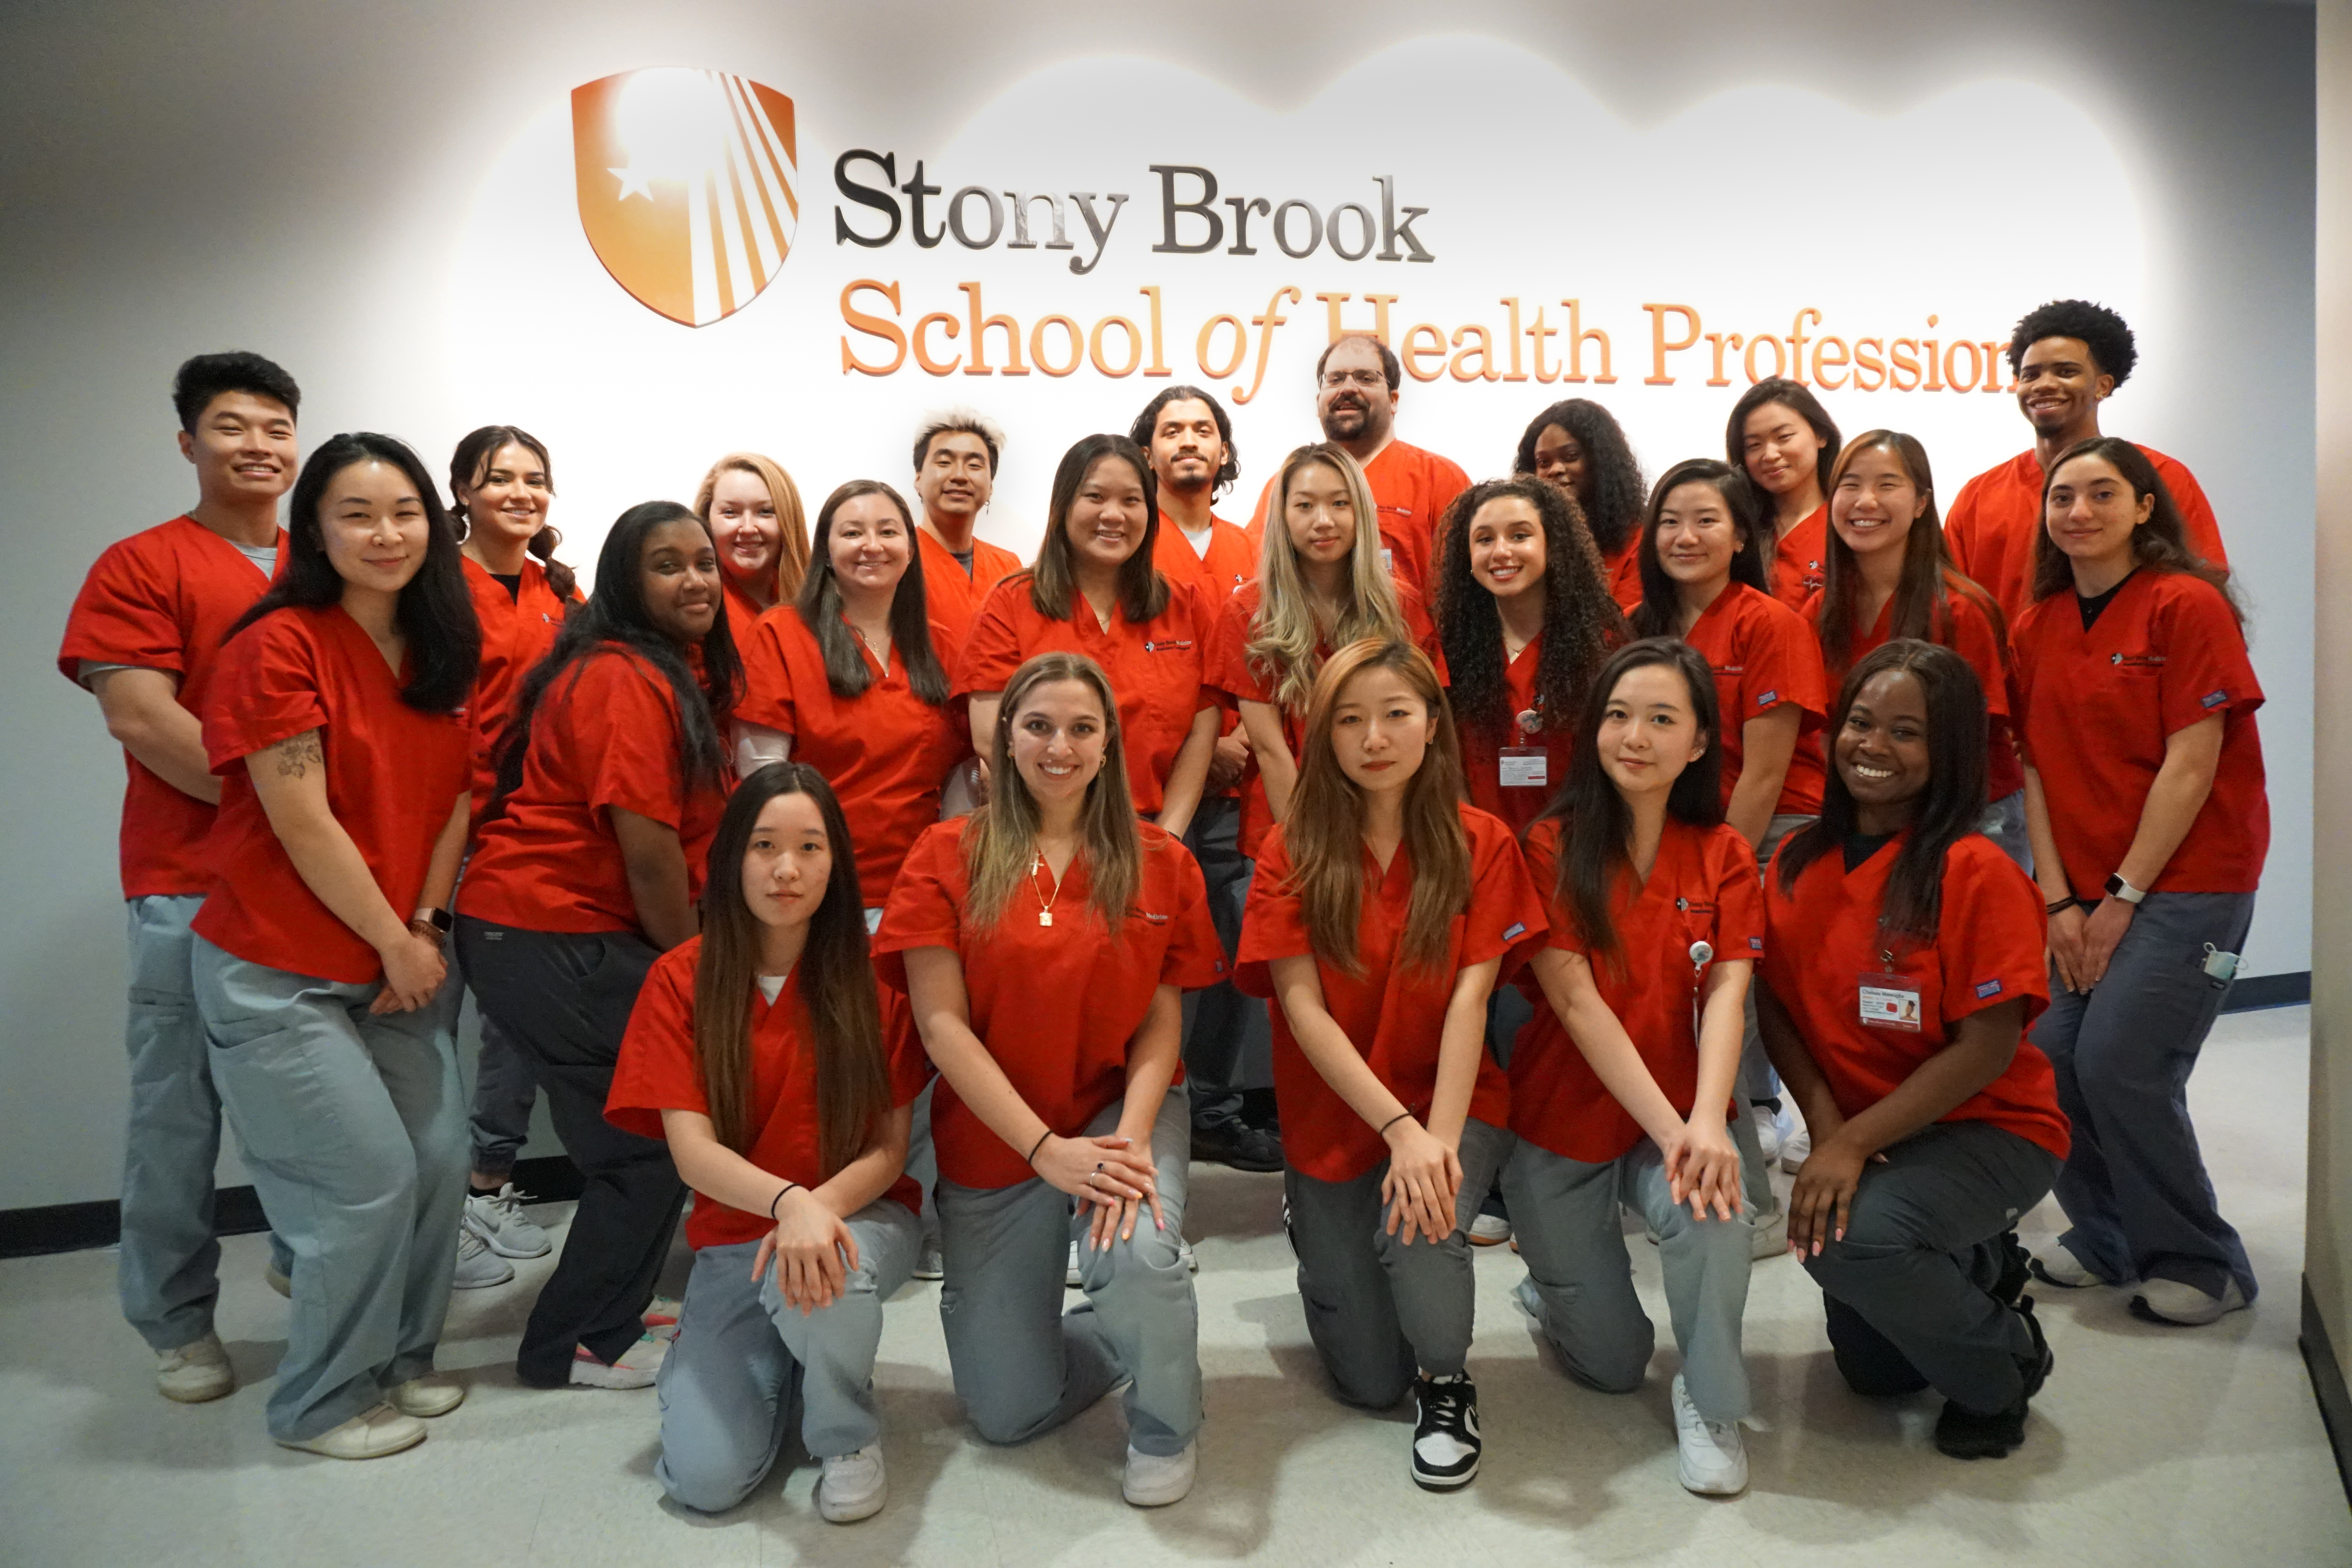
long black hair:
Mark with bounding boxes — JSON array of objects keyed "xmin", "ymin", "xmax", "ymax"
[
  {"xmin": 797, "ymin": 481, "xmax": 950, "ymax": 704},
  {"xmin": 1512, "ymin": 398, "xmax": 1646, "ymax": 557},
  {"xmin": 1027, "ymin": 433, "xmax": 1169, "ymax": 624},
  {"xmin": 1434, "ymin": 476, "xmax": 1624, "ymax": 745},
  {"xmin": 227, "ymin": 431, "xmax": 478, "ymax": 714},
  {"xmin": 1628, "ymin": 459, "xmax": 1771, "ymax": 640},
  {"xmin": 1774, "ymin": 639, "xmax": 1987, "ymax": 945},
  {"xmin": 1725, "ymin": 377, "xmax": 1840, "ymax": 520},
  {"xmin": 448, "ymin": 423, "xmax": 578, "ymax": 601},
  {"xmin": 490, "ymin": 501, "xmax": 741, "ymax": 815},
  {"xmin": 1539, "ymin": 638, "xmax": 1722, "ymax": 965}
]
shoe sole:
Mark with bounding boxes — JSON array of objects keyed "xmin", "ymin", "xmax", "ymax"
[
  {"xmin": 2127, "ymin": 1293, "xmax": 2245, "ymax": 1327},
  {"xmin": 277, "ymin": 1426, "xmax": 427, "ymax": 1460},
  {"xmin": 158, "ymin": 1376, "xmax": 234, "ymax": 1404},
  {"xmin": 1678, "ymin": 1466, "xmax": 1750, "ymax": 1496},
  {"xmin": 1411, "ymin": 1459, "xmax": 1480, "ymax": 1491},
  {"xmin": 818, "ymin": 1486, "xmax": 887, "ymax": 1523},
  {"xmin": 1467, "ymin": 1233, "xmax": 1510, "ymax": 1248},
  {"xmin": 451, "ymin": 1267, "xmax": 515, "ymax": 1290},
  {"xmin": 2028, "ymin": 1257, "xmax": 2107, "ymax": 1290}
]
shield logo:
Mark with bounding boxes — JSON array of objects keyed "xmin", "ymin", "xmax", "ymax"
[{"xmin": 571, "ymin": 68, "xmax": 799, "ymax": 327}]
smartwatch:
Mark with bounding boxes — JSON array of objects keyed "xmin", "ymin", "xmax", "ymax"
[
  {"xmin": 410, "ymin": 906, "xmax": 454, "ymax": 934},
  {"xmin": 2102, "ymin": 873, "xmax": 2147, "ymax": 906}
]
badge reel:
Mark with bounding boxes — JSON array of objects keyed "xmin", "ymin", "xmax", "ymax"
[
  {"xmin": 1688, "ymin": 940, "xmax": 1713, "ymax": 1038},
  {"xmin": 1500, "ymin": 706, "xmax": 1547, "ymax": 791},
  {"xmin": 1858, "ymin": 949, "xmax": 1923, "ymax": 1033}
]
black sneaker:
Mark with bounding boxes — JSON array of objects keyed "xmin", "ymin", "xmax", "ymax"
[
  {"xmin": 1191, "ymin": 1120, "xmax": 1285, "ymax": 1174},
  {"xmin": 1991, "ymin": 1230, "xmax": 2032, "ymax": 1308},
  {"xmin": 1933, "ymin": 1297, "xmax": 2052, "ymax": 1460},
  {"xmin": 1410, "ymin": 1373, "xmax": 1482, "ymax": 1490}
]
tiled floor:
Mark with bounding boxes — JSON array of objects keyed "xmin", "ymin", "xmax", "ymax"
[{"xmin": 2, "ymin": 1006, "xmax": 2345, "ymax": 1566}]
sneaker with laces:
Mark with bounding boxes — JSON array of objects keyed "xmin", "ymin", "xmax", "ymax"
[
  {"xmin": 641, "ymin": 1295, "xmax": 683, "ymax": 1339},
  {"xmin": 1191, "ymin": 1120, "xmax": 1285, "ymax": 1174},
  {"xmin": 1410, "ymin": 1373, "xmax": 1482, "ymax": 1490},
  {"xmin": 817, "ymin": 1445, "xmax": 888, "ymax": 1522},
  {"xmin": 387, "ymin": 1374, "xmax": 465, "ymax": 1417},
  {"xmin": 1749, "ymin": 1102, "xmax": 1791, "ymax": 1165},
  {"xmin": 911, "ymin": 1235, "xmax": 944, "ymax": 1281},
  {"xmin": 1934, "ymin": 1295, "xmax": 2051, "ymax": 1459},
  {"xmin": 1123, "ymin": 1440, "xmax": 1197, "ymax": 1506},
  {"xmin": 463, "ymin": 1183, "xmax": 551, "ymax": 1259},
  {"xmin": 453, "ymin": 1226, "xmax": 515, "ymax": 1290},
  {"xmin": 2029, "ymin": 1242, "xmax": 2113, "ymax": 1290},
  {"xmin": 2132, "ymin": 1276, "xmax": 2249, "ymax": 1326},
  {"xmin": 1671, "ymin": 1374, "xmax": 1749, "ymax": 1495},
  {"xmin": 570, "ymin": 1332, "xmax": 667, "ymax": 1389},
  {"xmin": 1468, "ymin": 1212, "xmax": 1512, "ymax": 1247},
  {"xmin": 155, "ymin": 1331, "xmax": 233, "ymax": 1403},
  {"xmin": 277, "ymin": 1402, "xmax": 427, "ymax": 1460}
]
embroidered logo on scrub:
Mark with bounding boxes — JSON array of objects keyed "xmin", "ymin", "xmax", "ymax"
[
  {"xmin": 1974, "ymin": 978, "xmax": 2004, "ymax": 998},
  {"xmin": 2200, "ymin": 689, "xmax": 2229, "ymax": 709},
  {"xmin": 1142, "ymin": 639, "xmax": 1195, "ymax": 653},
  {"xmin": 2110, "ymin": 652, "xmax": 2167, "ymax": 669},
  {"xmin": 571, "ymin": 68, "xmax": 799, "ymax": 327}
]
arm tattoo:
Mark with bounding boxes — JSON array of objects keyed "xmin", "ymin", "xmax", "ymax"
[{"xmin": 273, "ymin": 729, "xmax": 325, "ymax": 779}]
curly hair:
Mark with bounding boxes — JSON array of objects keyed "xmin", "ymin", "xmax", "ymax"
[
  {"xmin": 1434, "ymin": 476, "xmax": 1625, "ymax": 745},
  {"xmin": 1512, "ymin": 399, "xmax": 1645, "ymax": 557},
  {"xmin": 2007, "ymin": 299, "xmax": 2136, "ymax": 385}
]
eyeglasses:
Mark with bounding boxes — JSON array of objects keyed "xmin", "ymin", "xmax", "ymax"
[{"xmin": 1320, "ymin": 370, "xmax": 1387, "ymax": 390}]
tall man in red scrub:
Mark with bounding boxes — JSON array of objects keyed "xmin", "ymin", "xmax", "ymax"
[
  {"xmin": 1131, "ymin": 385, "xmax": 1281, "ymax": 1173},
  {"xmin": 1944, "ymin": 299, "xmax": 2227, "ymax": 625},
  {"xmin": 57, "ymin": 351, "xmax": 300, "ymax": 1405},
  {"xmin": 1247, "ymin": 334, "xmax": 1470, "ymax": 601},
  {"xmin": 911, "ymin": 408, "xmax": 1024, "ymax": 663}
]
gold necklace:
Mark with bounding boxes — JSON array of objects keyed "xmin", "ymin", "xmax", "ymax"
[{"xmin": 1029, "ymin": 849, "xmax": 1065, "ymax": 927}]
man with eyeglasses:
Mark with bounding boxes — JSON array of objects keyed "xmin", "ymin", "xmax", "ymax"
[{"xmin": 1247, "ymin": 332, "xmax": 1470, "ymax": 598}]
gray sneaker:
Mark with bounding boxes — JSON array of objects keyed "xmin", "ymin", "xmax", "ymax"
[
  {"xmin": 463, "ymin": 1183, "xmax": 552, "ymax": 1259},
  {"xmin": 453, "ymin": 1225, "xmax": 515, "ymax": 1290}
]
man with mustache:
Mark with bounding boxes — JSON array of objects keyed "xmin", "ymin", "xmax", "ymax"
[
  {"xmin": 1944, "ymin": 300, "xmax": 2227, "ymax": 626},
  {"xmin": 1247, "ymin": 333, "xmax": 1469, "ymax": 600}
]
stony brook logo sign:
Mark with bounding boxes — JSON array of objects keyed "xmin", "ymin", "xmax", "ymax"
[{"xmin": 571, "ymin": 68, "xmax": 800, "ymax": 327}]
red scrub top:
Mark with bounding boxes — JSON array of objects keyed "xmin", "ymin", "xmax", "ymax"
[
  {"xmin": 736, "ymin": 605, "xmax": 969, "ymax": 907},
  {"xmin": 1600, "ymin": 537, "xmax": 1644, "ymax": 614},
  {"xmin": 874, "ymin": 818, "xmax": 1223, "ymax": 1189},
  {"xmin": 953, "ymin": 572, "xmax": 1216, "ymax": 819},
  {"xmin": 459, "ymin": 643, "xmax": 731, "ymax": 935},
  {"xmin": 1761, "ymin": 831, "xmax": 2068, "ymax": 1160},
  {"xmin": 1509, "ymin": 816, "xmax": 1764, "ymax": 1164},
  {"xmin": 1946, "ymin": 446, "xmax": 2226, "ymax": 627},
  {"xmin": 1151, "ymin": 511, "xmax": 1255, "ymax": 602},
  {"xmin": 194, "ymin": 605, "xmax": 471, "ymax": 984},
  {"xmin": 606, "ymin": 938, "xmax": 932, "ymax": 1248},
  {"xmin": 1235, "ymin": 804, "xmax": 1546, "ymax": 1183},
  {"xmin": 1207, "ymin": 579, "xmax": 1445, "ymax": 859},
  {"xmin": 1770, "ymin": 504, "xmax": 1830, "ymax": 611},
  {"xmin": 463, "ymin": 555, "xmax": 575, "ymax": 821},
  {"xmin": 2011, "ymin": 569, "xmax": 2267, "ymax": 897},
  {"xmin": 919, "ymin": 528, "xmax": 1024, "ymax": 668},
  {"xmin": 1451, "ymin": 632, "xmax": 1579, "ymax": 838},
  {"xmin": 1247, "ymin": 438, "xmax": 1470, "ymax": 599},
  {"xmin": 1682, "ymin": 583, "xmax": 1829, "ymax": 817},
  {"xmin": 720, "ymin": 576, "xmax": 775, "ymax": 652},
  {"xmin": 58, "ymin": 516, "xmax": 283, "ymax": 898},
  {"xmin": 1812, "ymin": 582, "xmax": 2024, "ymax": 802}
]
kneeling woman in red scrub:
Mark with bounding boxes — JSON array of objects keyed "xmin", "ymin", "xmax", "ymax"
[
  {"xmin": 1757, "ymin": 640, "xmax": 2069, "ymax": 1461},
  {"xmin": 607, "ymin": 765, "xmax": 930, "ymax": 1523},
  {"xmin": 2014, "ymin": 437, "xmax": 2266, "ymax": 1326},
  {"xmin": 877, "ymin": 652, "xmax": 1222, "ymax": 1508},
  {"xmin": 457, "ymin": 502, "xmax": 740, "ymax": 1392},
  {"xmin": 191, "ymin": 432, "xmax": 479, "ymax": 1459},
  {"xmin": 1499, "ymin": 639, "xmax": 1760, "ymax": 1497},
  {"xmin": 1236, "ymin": 639, "xmax": 1546, "ymax": 1493}
]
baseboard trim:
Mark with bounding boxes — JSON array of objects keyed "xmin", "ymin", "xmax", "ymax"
[
  {"xmin": 0, "ymin": 1153, "xmax": 583, "ymax": 1261},
  {"xmin": 2225, "ymin": 971, "xmax": 2311, "ymax": 1011},
  {"xmin": 2303, "ymin": 1275, "xmax": 2352, "ymax": 1509}
]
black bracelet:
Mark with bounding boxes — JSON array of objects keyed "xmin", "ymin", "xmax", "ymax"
[
  {"xmin": 2045, "ymin": 896, "xmax": 2080, "ymax": 917},
  {"xmin": 768, "ymin": 1181, "xmax": 800, "ymax": 1219},
  {"xmin": 1378, "ymin": 1111, "xmax": 1412, "ymax": 1136},
  {"xmin": 1025, "ymin": 1129, "xmax": 1053, "ymax": 1166}
]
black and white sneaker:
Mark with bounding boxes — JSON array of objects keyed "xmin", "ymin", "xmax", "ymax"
[{"xmin": 1410, "ymin": 1373, "xmax": 1482, "ymax": 1490}]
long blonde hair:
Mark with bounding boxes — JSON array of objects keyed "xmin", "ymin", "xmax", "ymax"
[
  {"xmin": 695, "ymin": 452, "xmax": 811, "ymax": 605},
  {"xmin": 1283, "ymin": 638, "xmax": 1471, "ymax": 976},
  {"xmin": 962, "ymin": 652, "xmax": 1143, "ymax": 934},
  {"xmin": 1247, "ymin": 444, "xmax": 1413, "ymax": 713}
]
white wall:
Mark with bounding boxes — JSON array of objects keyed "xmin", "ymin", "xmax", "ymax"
[{"xmin": 0, "ymin": 0, "xmax": 2314, "ymax": 1210}]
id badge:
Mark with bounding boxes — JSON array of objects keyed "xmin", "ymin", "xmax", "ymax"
[
  {"xmin": 1500, "ymin": 747, "xmax": 1547, "ymax": 790},
  {"xmin": 1858, "ymin": 971, "xmax": 1923, "ymax": 1032}
]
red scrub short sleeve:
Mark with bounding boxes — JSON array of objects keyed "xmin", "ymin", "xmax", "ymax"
[
  {"xmin": 572, "ymin": 654, "xmax": 692, "ymax": 828},
  {"xmin": 880, "ymin": 987, "xmax": 935, "ymax": 1105},
  {"xmin": 950, "ymin": 578, "xmax": 1029, "ymax": 697},
  {"xmin": 872, "ymin": 823, "xmax": 969, "ymax": 987},
  {"xmin": 1153, "ymin": 837, "xmax": 1228, "ymax": 991},
  {"xmin": 2154, "ymin": 583, "xmax": 2263, "ymax": 732},
  {"xmin": 1232, "ymin": 828, "xmax": 1308, "ymax": 996},
  {"xmin": 59, "ymin": 541, "xmax": 187, "ymax": 680},
  {"xmin": 204, "ymin": 617, "xmax": 328, "ymax": 770},
  {"xmin": 1933, "ymin": 842, "xmax": 2050, "ymax": 1032},
  {"xmin": 606, "ymin": 943, "xmax": 706, "ymax": 1140},
  {"xmin": 735, "ymin": 612, "xmax": 802, "ymax": 737},
  {"xmin": 1459, "ymin": 810, "xmax": 1548, "ymax": 977}
]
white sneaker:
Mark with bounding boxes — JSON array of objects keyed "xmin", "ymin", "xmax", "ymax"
[
  {"xmin": 1066, "ymin": 1240, "xmax": 1083, "ymax": 1288},
  {"xmin": 1123, "ymin": 1440, "xmax": 1197, "ymax": 1506},
  {"xmin": 277, "ymin": 1402, "xmax": 427, "ymax": 1460},
  {"xmin": 463, "ymin": 1183, "xmax": 552, "ymax": 1259},
  {"xmin": 1469, "ymin": 1212, "xmax": 1512, "ymax": 1247},
  {"xmin": 155, "ymin": 1332, "xmax": 233, "ymax": 1403},
  {"xmin": 911, "ymin": 1236, "xmax": 944, "ymax": 1282},
  {"xmin": 453, "ymin": 1226, "xmax": 515, "ymax": 1290},
  {"xmin": 1750, "ymin": 1102, "xmax": 1791, "ymax": 1164},
  {"xmin": 263, "ymin": 1259, "xmax": 292, "ymax": 1299},
  {"xmin": 1671, "ymin": 1374, "xmax": 1748, "ymax": 1496},
  {"xmin": 2133, "ymin": 1276, "xmax": 2249, "ymax": 1326},
  {"xmin": 1179, "ymin": 1237, "xmax": 1198, "ymax": 1273},
  {"xmin": 2030, "ymin": 1244, "xmax": 2113, "ymax": 1290},
  {"xmin": 570, "ymin": 1332, "xmax": 667, "ymax": 1388},
  {"xmin": 387, "ymin": 1374, "xmax": 464, "ymax": 1417},
  {"xmin": 818, "ymin": 1445, "xmax": 888, "ymax": 1522},
  {"xmin": 1779, "ymin": 1127, "xmax": 1812, "ymax": 1175}
]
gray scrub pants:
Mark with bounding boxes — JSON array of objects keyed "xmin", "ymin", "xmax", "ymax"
[
  {"xmin": 655, "ymin": 1200, "xmax": 920, "ymax": 1513},
  {"xmin": 1730, "ymin": 813, "xmax": 1814, "ymax": 1216},
  {"xmin": 2034, "ymin": 890, "xmax": 2258, "ymax": 1300},
  {"xmin": 1803, "ymin": 1120, "xmax": 2061, "ymax": 1416},
  {"xmin": 118, "ymin": 894, "xmax": 227, "ymax": 1351},
  {"xmin": 1181, "ymin": 796, "xmax": 1270, "ymax": 1131},
  {"xmin": 191, "ymin": 935, "xmax": 467, "ymax": 1441},
  {"xmin": 935, "ymin": 1086, "xmax": 1199, "ymax": 1457},
  {"xmin": 1981, "ymin": 788, "xmax": 2033, "ymax": 875},
  {"xmin": 1500, "ymin": 1136, "xmax": 1753, "ymax": 1421},
  {"xmin": 1284, "ymin": 1117, "xmax": 1514, "ymax": 1408}
]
